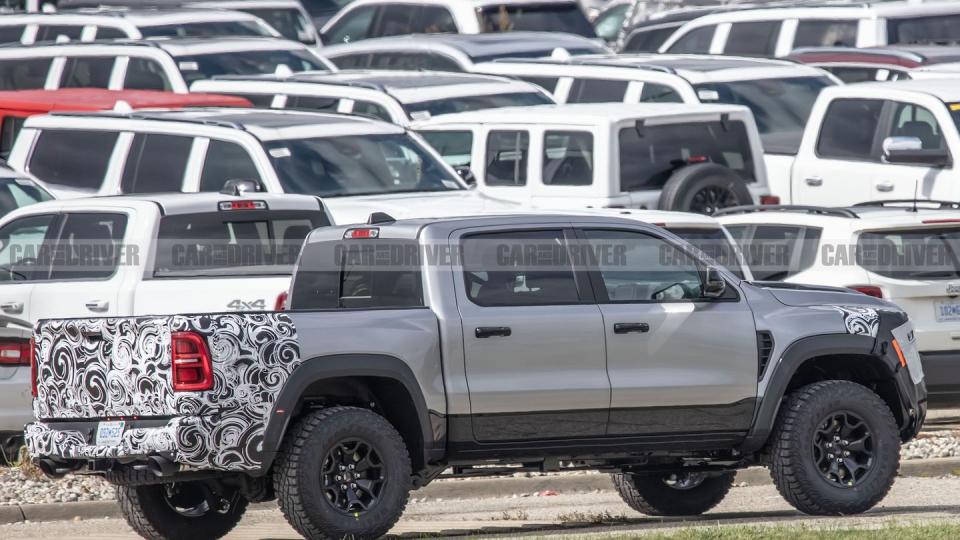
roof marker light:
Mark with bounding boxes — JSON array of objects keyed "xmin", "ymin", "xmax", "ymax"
[{"xmin": 219, "ymin": 200, "xmax": 267, "ymax": 211}]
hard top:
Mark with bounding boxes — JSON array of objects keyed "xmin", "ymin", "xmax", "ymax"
[
  {"xmin": 0, "ymin": 88, "xmax": 250, "ymax": 113},
  {"xmin": 413, "ymin": 102, "xmax": 749, "ymax": 127},
  {"xmin": 18, "ymin": 191, "xmax": 323, "ymax": 216}
]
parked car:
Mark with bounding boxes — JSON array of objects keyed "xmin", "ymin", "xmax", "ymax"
[
  {"xmin": 787, "ymin": 46, "xmax": 960, "ymax": 84},
  {"xmin": 319, "ymin": 31, "xmax": 607, "ymax": 71},
  {"xmin": 0, "ymin": 312, "xmax": 30, "ymax": 464},
  {"xmin": 0, "ymin": 7, "xmax": 281, "ymax": 44},
  {"xmin": 0, "ymin": 162, "xmax": 52, "ymax": 216},
  {"xmin": 320, "ymin": 0, "xmax": 595, "ymax": 45},
  {"xmin": 190, "ymin": 69, "xmax": 554, "ymax": 124},
  {"xmin": 618, "ymin": 3, "xmax": 742, "ymax": 53},
  {"xmin": 26, "ymin": 212, "xmax": 926, "ymax": 539},
  {"xmin": 659, "ymin": 1, "xmax": 960, "ymax": 58},
  {"xmin": 0, "ymin": 37, "xmax": 334, "ymax": 93},
  {"xmin": 718, "ymin": 201, "xmax": 960, "ymax": 405},
  {"xmin": 0, "ymin": 87, "xmax": 251, "ymax": 158},
  {"xmin": 413, "ymin": 103, "xmax": 771, "ymax": 214}
]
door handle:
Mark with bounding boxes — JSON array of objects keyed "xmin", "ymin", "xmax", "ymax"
[
  {"xmin": 876, "ymin": 182, "xmax": 894, "ymax": 192},
  {"xmin": 475, "ymin": 326, "xmax": 511, "ymax": 338},
  {"xmin": 85, "ymin": 300, "xmax": 109, "ymax": 313},
  {"xmin": 0, "ymin": 302, "xmax": 23, "ymax": 314},
  {"xmin": 614, "ymin": 322, "xmax": 650, "ymax": 334},
  {"xmin": 804, "ymin": 176, "xmax": 823, "ymax": 187}
]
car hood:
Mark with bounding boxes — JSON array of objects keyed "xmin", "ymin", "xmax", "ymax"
[
  {"xmin": 319, "ymin": 190, "xmax": 522, "ymax": 225},
  {"xmin": 749, "ymin": 281, "xmax": 895, "ymax": 309}
]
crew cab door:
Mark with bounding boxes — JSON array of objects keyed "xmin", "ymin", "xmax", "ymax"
[
  {"xmin": 0, "ymin": 212, "xmax": 62, "ymax": 322},
  {"xmin": 575, "ymin": 225, "xmax": 759, "ymax": 437},
  {"xmin": 454, "ymin": 226, "xmax": 610, "ymax": 441}
]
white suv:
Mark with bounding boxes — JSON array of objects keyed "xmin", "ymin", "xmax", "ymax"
[{"xmin": 717, "ymin": 201, "xmax": 960, "ymax": 404}]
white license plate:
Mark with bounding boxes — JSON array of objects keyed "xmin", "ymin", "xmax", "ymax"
[
  {"xmin": 95, "ymin": 421, "xmax": 125, "ymax": 446},
  {"xmin": 934, "ymin": 300, "xmax": 960, "ymax": 322}
]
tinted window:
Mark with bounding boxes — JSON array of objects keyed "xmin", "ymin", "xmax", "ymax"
[
  {"xmin": 858, "ymin": 227, "xmax": 960, "ymax": 280},
  {"xmin": 324, "ymin": 5, "xmax": 377, "ymax": 44},
  {"xmin": 138, "ymin": 21, "xmax": 271, "ymax": 38},
  {"xmin": 0, "ymin": 214, "xmax": 56, "ymax": 282},
  {"xmin": 816, "ymin": 98, "xmax": 884, "ymax": 161},
  {"xmin": 376, "ymin": 4, "xmax": 416, "ymax": 37},
  {"xmin": 34, "ymin": 24, "xmax": 84, "ymax": 42},
  {"xmin": 623, "ymin": 25, "xmax": 680, "ymax": 52},
  {"xmin": 225, "ymin": 92, "xmax": 275, "ymax": 107},
  {"xmin": 543, "ymin": 131, "xmax": 593, "ymax": 186},
  {"xmin": 824, "ymin": 66, "xmax": 907, "ymax": 84},
  {"xmin": 619, "ymin": 121, "xmax": 755, "ymax": 191},
  {"xmin": 123, "ymin": 57, "xmax": 171, "ymax": 91},
  {"xmin": 121, "ymin": 134, "xmax": 193, "ymax": 194},
  {"xmin": 419, "ymin": 130, "xmax": 473, "ymax": 168},
  {"xmin": 463, "ymin": 230, "xmax": 582, "ymax": 307},
  {"xmin": 794, "ymin": 20, "xmax": 858, "ymax": 48},
  {"xmin": 1, "ymin": 115, "xmax": 25, "ymax": 157},
  {"xmin": 49, "ymin": 213, "xmax": 127, "ymax": 281},
  {"xmin": 29, "ymin": 129, "xmax": 118, "ymax": 189},
  {"xmin": 285, "ymin": 94, "xmax": 340, "ymax": 112},
  {"xmin": 724, "ymin": 21, "xmax": 780, "ymax": 57},
  {"xmin": 584, "ymin": 229, "xmax": 703, "ymax": 302},
  {"xmin": 665, "ymin": 226, "xmax": 744, "ymax": 280},
  {"xmin": 726, "ymin": 224, "xmax": 822, "ymax": 281},
  {"xmin": 368, "ymin": 52, "xmax": 461, "ymax": 71},
  {"xmin": 0, "ymin": 178, "xmax": 51, "ymax": 217},
  {"xmin": 479, "ymin": 4, "xmax": 596, "ymax": 37},
  {"xmin": 0, "ymin": 58, "xmax": 51, "ymax": 90},
  {"xmin": 888, "ymin": 102, "xmax": 946, "ymax": 151},
  {"xmin": 199, "ymin": 140, "xmax": 263, "ymax": 192},
  {"xmin": 518, "ymin": 76, "xmax": 559, "ymax": 93},
  {"xmin": 888, "ymin": 14, "xmax": 960, "ymax": 45},
  {"xmin": 352, "ymin": 100, "xmax": 392, "ymax": 122},
  {"xmin": 94, "ymin": 26, "xmax": 129, "ymax": 40},
  {"xmin": 329, "ymin": 53, "xmax": 369, "ymax": 69},
  {"xmin": 419, "ymin": 6, "xmax": 457, "ymax": 34},
  {"xmin": 666, "ymin": 25, "xmax": 714, "ymax": 54},
  {"xmin": 639, "ymin": 83, "xmax": 682, "ymax": 103},
  {"xmin": 0, "ymin": 24, "xmax": 25, "ymax": 44},
  {"xmin": 404, "ymin": 92, "xmax": 552, "ymax": 119},
  {"xmin": 485, "ymin": 130, "xmax": 528, "ymax": 186},
  {"xmin": 176, "ymin": 50, "xmax": 328, "ymax": 84},
  {"xmin": 567, "ymin": 78, "xmax": 628, "ymax": 103},
  {"xmin": 243, "ymin": 7, "xmax": 315, "ymax": 43},
  {"xmin": 60, "ymin": 56, "xmax": 113, "ymax": 88}
]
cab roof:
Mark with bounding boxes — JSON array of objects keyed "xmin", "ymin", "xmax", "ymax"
[
  {"xmin": 0, "ymin": 88, "xmax": 250, "ymax": 113},
  {"xmin": 414, "ymin": 102, "xmax": 750, "ymax": 127},
  {"xmin": 828, "ymin": 78, "xmax": 960, "ymax": 102},
  {"xmin": 22, "ymin": 191, "xmax": 323, "ymax": 216}
]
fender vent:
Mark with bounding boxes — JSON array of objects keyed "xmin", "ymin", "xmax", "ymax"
[{"xmin": 757, "ymin": 331, "xmax": 774, "ymax": 381}]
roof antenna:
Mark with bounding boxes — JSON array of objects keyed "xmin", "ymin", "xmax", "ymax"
[{"xmin": 912, "ymin": 179, "xmax": 919, "ymax": 212}]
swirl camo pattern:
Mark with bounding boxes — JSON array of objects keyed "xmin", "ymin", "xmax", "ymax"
[
  {"xmin": 831, "ymin": 306, "xmax": 880, "ymax": 338},
  {"xmin": 29, "ymin": 314, "xmax": 300, "ymax": 471}
]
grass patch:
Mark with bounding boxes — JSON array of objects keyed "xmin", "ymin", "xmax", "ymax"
[{"xmin": 571, "ymin": 523, "xmax": 960, "ymax": 540}]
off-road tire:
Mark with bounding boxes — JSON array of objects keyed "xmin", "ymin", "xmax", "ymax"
[
  {"xmin": 273, "ymin": 406, "xmax": 412, "ymax": 540},
  {"xmin": 116, "ymin": 482, "xmax": 248, "ymax": 540},
  {"xmin": 612, "ymin": 471, "xmax": 735, "ymax": 516},
  {"xmin": 768, "ymin": 380, "xmax": 900, "ymax": 516},
  {"xmin": 657, "ymin": 163, "xmax": 753, "ymax": 215}
]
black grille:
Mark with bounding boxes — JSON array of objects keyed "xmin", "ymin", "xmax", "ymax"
[{"xmin": 757, "ymin": 331, "xmax": 774, "ymax": 381}]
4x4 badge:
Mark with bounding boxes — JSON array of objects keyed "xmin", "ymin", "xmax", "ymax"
[{"xmin": 948, "ymin": 283, "xmax": 960, "ymax": 296}]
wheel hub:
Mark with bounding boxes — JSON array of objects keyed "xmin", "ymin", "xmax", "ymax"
[
  {"xmin": 322, "ymin": 438, "xmax": 385, "ymax": 515},
  {"xmin": 689, "ymin": 185, "xmax": 739, "ymax": 215},
  {"xmin": 813, "ymin": 411, "xmax": 875, "ymax": 487}
]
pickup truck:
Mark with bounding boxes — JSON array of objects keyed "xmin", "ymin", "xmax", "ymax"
[{"xmin": 27, "ymin": 213, "xmax": 926, "ymax": 540}]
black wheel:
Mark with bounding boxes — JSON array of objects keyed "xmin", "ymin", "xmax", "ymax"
[
  {"xmin": 768, "ymin": 380, "xmax": 900, "ymax": 516},
  {"xmin": 657, "ymin": 163, "xmax": 753, "ymax": 215},
  {"xmin": 274, "ymin": 406, "xmax": 411, "ymax": 540},
  {"xmin": 612, "ymin": 470, "xmax": 734, "ymax": 516},
  {"xmin": 116, "ymin": 480, "xmax": 247, "ymax": 540},
  {"xmin": 0, "ymin": 435, "xmax": 23, "ymax": 466}
]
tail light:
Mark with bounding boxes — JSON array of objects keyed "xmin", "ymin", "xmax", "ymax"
[
  {"xmin": 171, "ymin": 332, "xmax": 213, "ymax": 392},
  {"xmin": 275, "ymin": 291, "xmax": 288, "ymax": 311},
  {"xmin": 0, "ymin": 339, "xmax": 31, "ymax": 366},
  {"xmin": 760, "ymin": 195, "xmax": 781, "ymax": 205},
  {"xmin": 848, "ymin": 285, "xmax": 883, "ymax": 299},
  {"xmin": 29, "ymin": 337, "xmax": 37, "ymax": 398}
]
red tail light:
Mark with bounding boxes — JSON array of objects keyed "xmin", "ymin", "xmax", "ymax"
[
  {"xmin": 275, "ymin": 291, "xmax": 288, "ymax": 311},
  {"xmin": 760, "ymin": 195, "xmax": 781, "ymax": 205},
  {"xmin": 848, "ymin": 285, "xmax": 883, "ymax": 299},
  {"xmin": 29, "ymin": 337, "xmax": 37, "ymax": 398},
  {"xmin": 171, "ymin": 332, "xmax": 213, "ymax": 392},
  {"xmin": 0, "ymin": 339, "xmax": 31, "ymax": 366}
]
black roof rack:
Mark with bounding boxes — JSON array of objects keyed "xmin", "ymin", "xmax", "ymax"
[
  {"xmin": 713, "ymin": 205, "xmax": 859, "ymax": 218},
  {"xmin": 853, "ymin": 199, "xmax": 960, "ymax": 210}
]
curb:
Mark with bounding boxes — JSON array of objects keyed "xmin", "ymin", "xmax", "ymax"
[{"xmin": 2, "ymin": 458, "xmax": 958, "ymax": 525}]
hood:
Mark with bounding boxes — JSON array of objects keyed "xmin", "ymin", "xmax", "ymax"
[
  {"xmin": 748, "ymin": 281, "xmax": 896, "ymax": 310},
  {"xmin": 320, "ymin": 190, "xmax": 522, "ymax": 225}
]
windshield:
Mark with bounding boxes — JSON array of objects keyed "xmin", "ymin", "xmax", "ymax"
[
  {"xmin": 858, "ymin": 227, "xmax": 960, "ymax": 280},
  {"xmin": 479, "ymin": 3, "xmax": 596, "ymax": 37},
  {"xmin": 405, "ymin": 91, "xmax": 552, "ymax": 119},
  {"xmin": 243, "ymin": 8, "xmax": 316, "ymax": 43},
  {"xmin": 693, "ymin": 76, "xmax": 834, "ymax": 155},
  {"xmin": 665, "ymin": 226, "xmax": 744, "ymax": 280},
  {"xmin": 0, "ymin": 177, "xmax": 53, "ymax": 218},
  {"xmin": 139, "ymin": 21, "xmax": 273, "ymax": 38},
  {"xmin": 264, "ymin": 133, "xmax": 465, "ymax": 197},
  {"xmin": 176, "ymin": 49, "xmax": 328, "ymax": 83}
]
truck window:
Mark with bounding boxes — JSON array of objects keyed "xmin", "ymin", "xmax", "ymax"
[
  {"xmin": 517, "ymin": 76, "xmax": 559, "ymax": 94},
  {"xmin": 623, "ymin": 25, "xmax": 681, "ymax": 53},
  {"xmin": 329, "ymin": 53, "xmax": 370, "ymax": 69},
  {"xmin": 724, "ymin": 21, "xmax": 780, "ymax": 57},
  {"xmin": 0, "ymin": 178, "xmax": 52, "ymax": 218},
  {"xmin": 49, "ymin": 213, "xmax": 127, "ymax": 281},
  {"xmin": 888, "ymin": 102, "xmax": 946, "ymax": 152},
  {"xmin": 485, "ymin": 131, "xmax": 529, "ymax": 186},
  {"xmin": 123, "ymin": 58, "xmax": 171, "ymax": 91},
  {"xmin": 419, "ymin": 130, "xmax": 473, "ymax": 168},
  {"xmin": 0, "ymin": 214, "xmax": 56, "ymax": 282},
  {"xmin": 121, "ymin": 133, "xmax": 194, "ymax": 194},
  {"xmin": 639, "ymin": 83, "xmax": 682, "ymax": 103},
  {"xmin": 28, "ymin": 129, "xmax": 119, "ymax": 190},
  {"xmin": 324, "ymin": 5, "xmax": 378, "ymax": 44},
  {"xmin": 478, "ymin": 3, "xmax": 596, "ymax": 38},
  {"xmin": 888, "ymin": 14, "xmax": 960, "ymax": 45},
  {"xmin": 793, "ymin": 20, "xmax": 858, "ymax": 48},
  {"xmin": 285, "ymin": 95, "xmax": 341, "ymax": 113},
  {"xmin": 198, "ymin": 140, "xmax": 263, "ymax": 192},
  {"xmin": 666, "ymin": 25, "xmax": 715, "ymax": 54},
  {"xmin": 60, "ymin": 57, "xmax": 114, "ymax": 89},
  {"xmin": 94, "ymin": 26, "xmax": 129, "ymax": 40},
  {"xmin": 352, "ymin": 100, "xmax": 392, "ymax": 122},
  {"xmin": 858, "ymin": 227, "xmax": 960, "ymax": 280},
  {"xmin": 567, "ymin": 78, "xmax": 628, "ymax": 104},
  {"xmin": 725, "ymin": 224, "xmax": 822, "ymax": 281},
  {"xmin": 816, "ymin": 98, "xmax": 884, "ymax": 161},
  {"xmin": 462, "ymin": 229, "xmax": 582, "ymax": 307},
  {"xmin": 664, "ymin": 226, "xmax": 745, "ymax": 280},
  {"xmin": 419, "ymin": 6, "xmax": 457, "ymax": 34},
  {"xmin": 0, "ymin": 58, "xmax": 52, "ymax": 90},
  {"xmin": 0, "ymin": 24, "xmax": 25, "ymax": 44},
  {"xmin": 35, "ymin": 24, "xmax": 84, "ymax": 42},
  {"xmin": 543, "ymin": 131, "xmax": 593, "ymax": 186}
]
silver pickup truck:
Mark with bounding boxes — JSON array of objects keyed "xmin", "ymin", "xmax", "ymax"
[{"xmin": 26, "ymin": 213, "xmax": 926, "ymax": 540}]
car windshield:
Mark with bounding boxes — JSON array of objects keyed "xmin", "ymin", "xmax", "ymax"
[
  {"xmin": 175, "ymin": 49, "xmax": 328, "ymax": 83},
  {"xmin": 139, "ymin": 21, "xmax": 273, "ymax": 38},
  {"xmin": 0, "ymin": 177, "xmax": 53, "ymax": 218},
  {"xmin": 243, "ymin": 8, "xmax": 316, "ymax": 43},
  {"xmin": 404, "ymin": 91, "xmax": 552, "ymax": 119},
  {"xmin": 264, "ymin": 133, "xmax": 465, "ymax": 197},
  {"xmin": 478, "ymin": 3, "xmax": 596, "ymax": 37},
  {"xmin": 693, "ymin": 76, "xmax": 834, "ymax": 155},
  {"xmin": 858, "ymin": 227, "xmax": 960, "ymax": 280},
  {"xmin": 665, "ymin": 226, "xmax": 744, "ymax": 280}
]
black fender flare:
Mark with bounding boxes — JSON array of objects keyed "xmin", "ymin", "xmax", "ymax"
[{"xmin": 257, "ymin": 353, "xmax": 440, "ymax": 474}]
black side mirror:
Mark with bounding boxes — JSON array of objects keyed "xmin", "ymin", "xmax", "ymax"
[
  {"xmin": 455, "ymin": 166, "xmax": 477, "ymax": 187},
  {"xmin": 702, "ymin": 266, "xmax": 727, "ymax": 298}
]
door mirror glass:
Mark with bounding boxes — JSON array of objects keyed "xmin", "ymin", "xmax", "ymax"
[
  {"xmin": 882, "ymin": 136, "xmax": 951, "ymax": 166},
  {"xmin": 702, "ymin": 266, "xmax": 727, "ymax": 298}
]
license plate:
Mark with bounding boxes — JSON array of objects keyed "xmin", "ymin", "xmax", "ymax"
[
  {"xmin": 95, "ymin": 421, "xmax": 125, "ymax": 446},
  {"xmin": 934, "ymin": 300, "xmax": 960, "ymax": 322}
]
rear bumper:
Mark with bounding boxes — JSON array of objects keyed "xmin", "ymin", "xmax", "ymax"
[
  {"xmin": 920, "ymin": 350, "xmax": 960, "ymax": 405},
  {"xmin": 26, "ymin": 418, "xmax": 181, "ymax": 463}
]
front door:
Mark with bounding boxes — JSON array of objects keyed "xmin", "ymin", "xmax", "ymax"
[{"xmin": 0, "ymin": 213, "xmax": 60, "ymax": 323}]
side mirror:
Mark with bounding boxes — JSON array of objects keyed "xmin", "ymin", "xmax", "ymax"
[
  {"xmin": 882, "ymin": 136, "xmax": 951, "ymax": 167},
  {"xmin": 702, "ymin": 266, "xmax": 727, "ymax": 299},
  {"xmin": 455, "ymin": 166, "xmax": 477, "ymax": 187}
]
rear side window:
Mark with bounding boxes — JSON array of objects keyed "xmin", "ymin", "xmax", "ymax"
[
  {"xmin": 543, "ymin": 131, "xmax": 593, "ymax": 186},
  {"xmin": 664, "ymin": 226, "xmax": 744, "ymax": 279},
  {"xmin": 121, "ymin": 133, "xmax": 193, "ymax": 194},
  {"xmin": 1, "ymin": 115, "xmax": 25, "ymax": 157},
  {"xmin": 639, "ymin": 83, "xmax": 682, "ymax": 103},
  {"xmin": 329, "ymin": 53, "xmax": 369, "ymax": 69},
  {"xmin": 724, "ymin": 21, "xmax": 780, "ymax": 57},
  {"xmin": 29, "ymin": 129, "xmax": 119, "ymax": 189},
  {"xmin": 419, "ymin": 130, "xmax": 473, "ymax": 168},
  {"xmin": 285, "ymin": 95, "xmax": 340, "ymax": 112},
  {"xmin": 199, "ymin": 140, "xmax": 263, "ymax": 192},
  {"xmin": 419, "ymin": 6, "xmax": 457, "ymax": 34},
  {"xmin": 368, "ymin": 52, "xmax": 461, "ymax": 72},
  {"xmin": 0, "ymin": 58, "xmax": 52, "ymax": 90},
  {"xmin": 794, "ymin": 20, "xmax": 858, "ymax": 48},
  {"xmin": 60, "ymin": 57, "xmax": 114, "ymax": 88},
  {"xmin": 517, "ymin": 76, "xmax": 559, "ymax": 94},
  {"xmin": 888, "ymin": 14, "xmax": 960, "ymax": 45},
  {"xmin": 623, "ymin": 26, "xmax": 680, "ymax": 52},
  {"xmin": 35, "ymin": 24, "xmax": 84, "ymax": 42},
  {"xmin": 726, "ymin": 224, "xmax": 822, "ymax": 281},
  {"xmin": 485, "ymin": 131, "xmax": 529, "ymax": 186},
  {"xmin": 567, "ymin": 78, "xmax": 628, "ymax": 103},
  {"xmin": 0, "ymin": 178, "xmax": 52, "ymax": 218},
  {"xmin": 94, "ymin": 26, "xmax": 129, "ymax": 40},
  {"xmin": 478, "ymin": 4, "xmax": 595, "ymax": 37},
  {"xmin": 619, "ymin": 120, "xmax": 755, "ymax": 192},
  {"xmin": 352, "ymin": 100, "xmax": 392, "ymax": 122},
  {"xmin": 816, "ymin": 98, "xmax": 884, "ymax": 161},
  {"xmin": 0, "ymin": 25, "xmax": 25, "ymax": 44},
  {"xmin": 666, "ymin": 25, "xmax": 715, "ymax": 53},
  {"xmin": 49, "ymin": 213, "xmax": 128, "ymax": 281},
  {"xmin": 123, "ymin": 58, "xmax": 171, "ymax": 91},
  {"xmin": 0, "ymin": 214, "xmax": 56, "ymax": 282},
  {"xmin": 857, "ymin": 228, "xmax": 960, "ymax": 280}
]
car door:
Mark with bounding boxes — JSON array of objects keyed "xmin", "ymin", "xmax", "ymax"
[
  {"xmin": 0, "ymin": 212, "xmax": 61, "ymax": 323},
  {"xmin": 577, "ymin": 226, "xmax": 759, "ymax": 436},
  {"xmin": 454, "ymin": 226, "xmax": 610, "ymax": 442}
]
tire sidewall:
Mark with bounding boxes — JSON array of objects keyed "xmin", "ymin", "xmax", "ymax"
[
  {"xmin": 122, "ymin": 482, "xmax": 247, "ymax": 540},
  {"xmin": 658, "ymin": 164, "xmax": 753, "ymax": 214}
]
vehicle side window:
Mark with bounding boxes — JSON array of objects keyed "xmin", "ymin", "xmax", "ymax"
[
  {"xmin": 726, "ymin": 224, "xmax": 822, "ymax": 281},
  {"xmin": 329, "ymin": 53, "xmax": 370, "ymax": 69},
  {"xmin": 793, "ymin": 20, "xmax": 858, "ymax": 48},
  {"xmin": 198, "ymin": 140, "xmax": 263, "ymax": 192},
  {"xmin": 0, "ymin": 179, "xmax": 51, "ymax": 217},
  {"xmin": 485, "ymin": 130, "xmax": 528, "ymax": 186},
  {"xmin": 639, "ymin": 83, "xmax": 682, "ymax": 103},
  {"xmin": 375, "ymin": 4, "xmax": 416, "ymax": 37},
  {"xmin": 887, "ymin": 102, "xmax": 946, "ymax": 151},
  {"xmin": 0, "ymin": 214, "xmax": 56, "ymax": 282},
  {"xmin": 28, "ymin": 129, "xmax": 119, "ymax": 189},
  {"xmin": 543, "ymin": 131, "xmax": 593, "ymax": 186},
  {"xmin": 418, "ymin": 6, "xmax": 457, "ymax": 34},
  {"xmin": 368, "ymin": 52, "xmax": 461, "ymax": 71},
  {"xmin": 816, "ymin": 99, "xmax": 884, "ymax": 161},
  {"xmin": 123, "ymin": 58, "xmax": 171, "ymax": 91},
  {"xmin": 584, "ymin": 229, "xmax": 704, "ymax": 302},
  {"xmin": 285, "ymin": 95, "xmax": 340, "ymax": 112},
  {"xmin": 1, "ymin": 116, "xmax": 25, "ymax": 157},
  {"xmin": 0, "ymin": 25, "xmax": 25, "ymax": 44},
  {"xmin": 723, "ymin": 21, "xmax": 780, "ymax": 57},
  {"xmin": 462, "ymin": 229, "xmax": 582, "ymax": 307},
  {"xmin": 419, "ymin": 130, "xmax": 473, "ymax": 168},
  {"xmin": 94, "ymin": 26, "xmax": 129, "ymax": 40},
  {"xmin": 120, "ymin": 133, "xmax": 193, "ymax": 193},
  {"xmin": 824, "ymin": 66, "xmax": 899, "ymax": 84},
  {"xmin": 35, "ymin": 24, "xmax": 84, "ymax": 42},
  {"xmin": 352, "ymin": 100, "xmax": 392, "ymax": 122},
  {"xmin": 567, "ymin": 78, "xmax": 628, "ymax": 103},
  {"xmin": 224, "ymin": 92, "xmax": 275, "ymax": 107},
  {"xmin": 59, "ymin": 56, "xmax": 114, "ymax": 88},
  {"xmin": 666, "ymin": 25, "xmax": 715, "ymax": 54},
  {"xmin": 623, "ymin": 26, "xmax": 678, "ymax": 52},
  {"xmin": 324, "ymin": 5, "xmax": 378, "ymax": 44},
  {"xmin": 49, "ymin": 213, "xmax": 127, "ymax": 281},
  {"xmin": 517, "ymin": 76, "xmax": 559, "ymax": 94},
  {"xmin": 888, "ymin": 14, "xmax": 960, "ymax": 45},
  {"xmin": 0, "ymin": 58, "xmax": 52, "ymax": 90}
]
